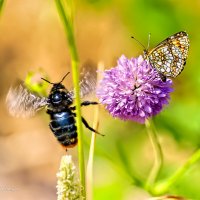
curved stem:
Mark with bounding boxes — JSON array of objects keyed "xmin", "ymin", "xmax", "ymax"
[
  {"xmin": 145, "ymin": 119, "xmax": 163, "ymax": 191},
  {"xmin": 153, "ymin": 148, "xmax": 200, "ymax": 195},
  {"xmin": 55, "ymin": 0, "xmax": 85, "ymax": 197}
]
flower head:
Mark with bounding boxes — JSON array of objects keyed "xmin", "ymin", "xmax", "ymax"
[
  {"xmin": 97, "ymin": 55, "xmax": 173, "ymax": 123},
  {"xmin": 56, "ymin": 155, "xmax": 83, "ymax": 200}
]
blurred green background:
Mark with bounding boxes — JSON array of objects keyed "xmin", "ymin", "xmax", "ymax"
[{"xmin": 0, "ymin": 0, "xmax": 200, "ymax": 199}]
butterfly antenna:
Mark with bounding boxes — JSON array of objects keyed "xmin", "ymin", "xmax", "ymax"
[
  {"xmin": 131, "ymin": 36, "xmax": 146, "ymax": 50},
  {"xmin": 60, "ymin": 72, "xmax": 70, "ymax": 83},
  {"xmin": 41, "ymin": 77, "xmax": 54, "ymax": 84},
  {"xmin": 147, "ymin": 32, "xmax": 151, "ymax": 50}
]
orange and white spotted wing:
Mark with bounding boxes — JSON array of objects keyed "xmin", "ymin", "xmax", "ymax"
[{"xmin": 145, "ymin": 31, "xmax": 189, "ymax": 78}]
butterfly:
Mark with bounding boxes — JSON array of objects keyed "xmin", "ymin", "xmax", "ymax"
[
  {"xmin": 143, "ymin": 31, "xmax": 190, "ymax": 81},
  {"xmin": 132, "ymin": 31, "xmax": 190, "ymax": 81}
]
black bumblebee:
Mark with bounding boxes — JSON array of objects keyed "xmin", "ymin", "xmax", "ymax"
[{"xmin": 6, "ymin": 70, "xmax": 102, "ymax": 150}]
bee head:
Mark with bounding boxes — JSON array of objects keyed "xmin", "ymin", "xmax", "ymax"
[
  {"xmin": 49, "ymin": 88, "xmax": 72, "ymax": 106},
  {"xmin": 51, "ymin": 83, "xmax": 65, "ymax": 91},
  {"xmin": 41, "ymin": 72, "xmax": 73, "ymax": 106}
]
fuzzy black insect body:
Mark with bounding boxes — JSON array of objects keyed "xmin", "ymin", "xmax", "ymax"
[
  {"xmin": 49, "ymin": 109, "xmax": 77, "ymax": 148},
  {"xmin": 44, "ymin": 80, "xmax": 77, "ymax": 148},
  {"xmin": 6, "ymin": 69, "xmax": 102, "ymax": 150}
]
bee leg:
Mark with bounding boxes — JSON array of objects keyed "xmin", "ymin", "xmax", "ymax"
[
  {"xmin": 70, "ymin": 110, "xmax": 104, "ymax": 136},
  {"xmin": 69, "ymin": 106, "xmax": 76, "ymax": 111},
  {"xmin": 69, "ymin": 101, "xmax": 98, "ymax": 111},
  {"xmin": 81, "ymin": 117, "xmax": 105, "ymax": 136},
  {"xmin": 81, "ymin": 101, "xmax": 98, "ymax": 106}
]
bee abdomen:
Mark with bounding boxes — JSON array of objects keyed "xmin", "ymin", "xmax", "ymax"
[{"xmin": 49, "ymin": 111, "xmax": 77, "ymax": 147}]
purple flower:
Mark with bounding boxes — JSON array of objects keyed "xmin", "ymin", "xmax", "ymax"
[{"xmin": 96, "ymin": 55, "xmax": 173, "ymax": 124}]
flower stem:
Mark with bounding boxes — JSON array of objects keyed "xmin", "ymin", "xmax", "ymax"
[
  {"xmin": 145, "ymin": 119, "xmax": 163, "ymax": 191},
  {"xmin": 153, "ymin": 148, "xmax": 200, "ymax": 195},
  {"xmin": 55, "ymin": 0, "xmax": 85, "ymax": 197},
  {"xmin": 86, "ymin": 104, "xmax": 99, "ymax": 200},
  {"xmin": 86, "ymin": 62, "xmax": 104, "ymax": 200}
]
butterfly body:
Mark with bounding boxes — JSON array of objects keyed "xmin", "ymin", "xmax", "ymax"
[{"xmin": 143, "ymin": 31, "xmax": 189, "ymax": 79}]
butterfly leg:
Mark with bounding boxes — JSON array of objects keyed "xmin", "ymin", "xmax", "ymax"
[{"xmin": 158, "ymin": 73, "xmax": 167, "ymax": 82}]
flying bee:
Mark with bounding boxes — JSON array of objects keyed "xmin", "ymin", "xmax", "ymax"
[{"xmin": 6, "ymin": 68, "xmax": 103, "ymax": 150}]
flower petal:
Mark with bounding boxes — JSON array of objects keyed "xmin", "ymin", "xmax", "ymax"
[{"xmin": 97, "ymin": 55, "xmax": 173, "ymax": 124}]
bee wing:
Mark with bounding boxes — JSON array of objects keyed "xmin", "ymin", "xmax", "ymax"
[
  {"xmin": 70, "ymin": 61, "xmax": 97, "ymax": 98},
  {"xmin": 6, "ymin": 84, "xmax": 48, "ymax": 118}
]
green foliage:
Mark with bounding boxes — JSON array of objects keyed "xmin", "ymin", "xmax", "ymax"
[
  {"xmin": 24, "ymin": 70, "xmax": 49, "ymax": 96},
  {"xmin": 78, "ymin": 0, "xmax": 200, "ymax": 198}
]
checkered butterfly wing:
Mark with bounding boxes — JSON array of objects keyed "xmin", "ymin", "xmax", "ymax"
[{"xmin": 146, "ymin": 31, "xmax": 189, "ymax": 78}]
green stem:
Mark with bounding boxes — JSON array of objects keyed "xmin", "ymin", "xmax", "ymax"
[
  {"xmin": 86, "ymin": 62, "xmax": 104, "ymax": 200},
  {"xmin": 55, "ymin": 0, "xmax": 85, "ymax": 197},
  {"xmin": 145, "ymin": 119, "xmax": 163, "ymax": 191},
  {"xmin": 153, "ymin": 148, "xmax": 200, "ymax": 195},
  {"xmin": 86, "ymin": 104, "xmax": 99, "ymax": 200},
  {"xmin": 116, "ymin": 141, "xmax": 144, "ymax": 187}
]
